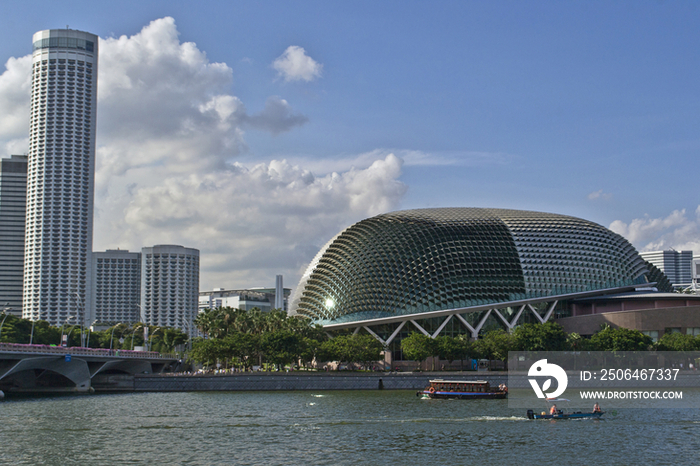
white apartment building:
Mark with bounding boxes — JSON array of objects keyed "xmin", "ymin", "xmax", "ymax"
[
  {"xmin": 91, "ymin": 250, "xmax": 141, "ymax": 325},
  {"xmin": 23, "ymin": 29, "xmax": 98, "ymax": 326},
  {"xmin": 141, "ymin": 245, "xmax": 199, "ymax": 332}
]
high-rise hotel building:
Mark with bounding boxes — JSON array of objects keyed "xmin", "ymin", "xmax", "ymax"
[
  {"xmin": 141, "ymin": 245, "xmax": 199, "ymax": 331},
  {"xmin": 23, "ymin": 29, "xmax": 98, "ymax": 326},
  {"xmin": 91, "ymin": 250, "xmax": 142, "ymax": 325}
]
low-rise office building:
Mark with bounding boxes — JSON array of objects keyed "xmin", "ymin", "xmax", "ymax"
[{"xmin": 199, "ymin": 285, "xmax": 291, "ymax": 313}]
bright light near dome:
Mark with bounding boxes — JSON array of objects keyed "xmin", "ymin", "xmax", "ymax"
[{"xmin": 325, "ymin": 299, "xmax": 335, "ymax": 308}]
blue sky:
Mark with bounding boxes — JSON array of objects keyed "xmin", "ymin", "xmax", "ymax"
[{"xmin": 0, "ymin": 1, "xmax": 698, "ymax": 290}]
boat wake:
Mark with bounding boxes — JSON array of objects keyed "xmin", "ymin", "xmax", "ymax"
[{"xmin": 466, "ymin": 416, "xmax": 528, "ymax": 422}]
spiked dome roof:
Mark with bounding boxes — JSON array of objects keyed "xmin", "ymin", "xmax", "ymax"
[{"xmin": 290, "ymin": 208, "xmax": 650, "ymax": 325}]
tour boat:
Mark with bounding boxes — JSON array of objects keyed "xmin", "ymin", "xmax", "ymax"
[{"xmin": 417, "ymin": 379, "xmax": 508, "ymax": 399}]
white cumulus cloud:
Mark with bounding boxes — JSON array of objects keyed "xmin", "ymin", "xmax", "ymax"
[
  {"xmin": 0, "ymin": 55, "xmax": 32, "ymax": 155},
  {"xmin": 272, "ymin": 45, "xmax": 323, "ymax": 82},
  {"xmin": 609, "ymin": 206, "xmax": 700, "ymax": 254},
  {"xmin": 0, "ymin": 17, "xmax": 406, "ymax": 291},
  {"xmin": 115, "ymin": 155, "xmax": 406, "ymax": 288},
  {"xmin": 587, "ymin": 189, "xmax": 612, "ymax": 201}
]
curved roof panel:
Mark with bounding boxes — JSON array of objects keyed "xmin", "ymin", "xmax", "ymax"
[{"xmin": 290, "ymin": 208, "xmax": 650, "ymax": 325}]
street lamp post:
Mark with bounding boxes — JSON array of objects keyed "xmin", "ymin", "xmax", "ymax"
[
  {"xmin": 59, "ymin": 315, "xmax": 76, "ymax": 347},
  {"xmin": 109, "ymin": 325, "xmax": 122, "ymax": 351},
  {"xmin": 65, "ymin": 325, "xmax": 78, "ymax": 345},
  {"xmin": 130, "ymin": 324, "xmax": 144, "ymax": 350},
  {"xmin": 73, "ymin": 293, "xmax": 86, "ymax": 347},
  {"xmin": 0, "ymin": 303, "xmax": 10, "ymax": 341},
  {"xmin": 182, "ymin": 319, "xmax": 194, "ymax": 352},
  {"xmin": 148, "ymin": 327, "xmax": 163, "ymax": 352}
]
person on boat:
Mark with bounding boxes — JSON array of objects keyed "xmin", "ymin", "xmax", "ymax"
[
  {"xmin": 593, "ymin": 402, "xmax": 601, "ymax": 413},
  {"xmin": 549, "ymin": 404, "xmax": 557, "ymax": 415}
]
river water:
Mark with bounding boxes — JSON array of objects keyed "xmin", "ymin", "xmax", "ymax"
[{"xmin": 1, "ymin": 390, "xmax": 698, "ymax": 465}]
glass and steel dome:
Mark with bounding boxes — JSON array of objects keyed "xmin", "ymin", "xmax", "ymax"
[{"xmin": 290, "ymin": 208, "xmax": 650, "ymax": 325}]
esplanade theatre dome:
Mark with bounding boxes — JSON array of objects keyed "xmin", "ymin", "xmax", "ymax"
[{"xmin": 290, "ymin": 208, "xmax": 651, "ymax": 326}]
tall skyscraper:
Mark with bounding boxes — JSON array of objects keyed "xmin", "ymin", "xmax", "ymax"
[
  {"xmin": 0, "ymin": 155, "xmax": 28, "ymax": 316},
  {"xmin": 141, "ymin": 245, "xmax": 199, "ymax": 332},
  {"xmin": 23, "ymin": 29, "xmax": 98, "ymax": 326}
]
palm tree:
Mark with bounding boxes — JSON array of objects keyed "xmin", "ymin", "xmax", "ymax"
[{"xmin": 194, "ymin": 309, "xmax": 215, "ymax": 338}]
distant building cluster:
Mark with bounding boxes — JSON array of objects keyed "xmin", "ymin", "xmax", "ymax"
[
  {"xmin": 0, "ymin": 29, "xmax": 200, "ymax": 334},
  {"xmin": 0, "ymin": 28, "xmax": 287, "ymax": 333},
  {"xmin": 199, "ymin": 279, "xmax": 291, "ymax": 314},
  {"xmin": 91, "ymin": 245, "xmax": 200, "ymax": 330}
]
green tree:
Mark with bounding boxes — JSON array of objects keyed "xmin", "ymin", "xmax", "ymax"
[
  {"xmin": 435, "ymin": 335, "xmax": 471, "ymax": 369},
  {"xmin": 190, "ymin": 338, "xmax": 230, "ymax": 369},
  {"xmin": 589, "ymin": 326, "xmax": 653, "ymax": 351},
  {"xmin": 401, "ymin": 333, "xmax": 437, "ymax": 369},
  {"xmin": 298, "ymin": 336, "xmax": 321, "ymax": 369},
  {"xmin": 226, "ymin": 333, "xmax": 261, "ymax": 369},
  {"xmin": 29, "ymin": 320, "xmax": 61, "ymax": 345},
  {"xmin": 194, "ymin": 308, "xmax": 218, "ymax": 338},
  {"xmin": 473, "ymin": 329, "xmax": 516, "ymax": 367},
  {"xmin": 347, "ymin": 334, "xmax": 384, "ymax": 369},
  {"xmin": 513, "ymin": 322, "xmax": 569, "ymax": 351},
  {"xmin": 317, "ymin": 334, "xmax": 384, "ymax": 370},
  {"xmin": 565, "ymin": 332, "xmax": 594, "ymax": 351},
  {"xmin": 262, "ymin": 330, "xmax": 302, "ymax": 369},
  {"xmin": 317, "ymin": 338, "xmax": 339, "ymax": 365},
  {"xmin": 656, "ymin": 332, "xmax": 698, "ymax": 351}
]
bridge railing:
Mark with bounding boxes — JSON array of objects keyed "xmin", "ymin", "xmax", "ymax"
[{"xmin": 0, "ymin": 342, "xmax": 174, "ymax": 359}]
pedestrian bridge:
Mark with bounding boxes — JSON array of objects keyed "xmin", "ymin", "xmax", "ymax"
[{"xmin": 0, "ymin": 342, "xmax": 178, "ymax": 394}]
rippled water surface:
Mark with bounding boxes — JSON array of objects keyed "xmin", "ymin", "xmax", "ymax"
[{"xmin": 1, "ymin": 390, "xmax": 699, "ymax": 465}]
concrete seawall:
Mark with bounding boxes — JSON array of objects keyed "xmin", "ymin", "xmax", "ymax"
[{"xmin": 128, "ymin": 372, "xmax": 509, "ymax": 392}]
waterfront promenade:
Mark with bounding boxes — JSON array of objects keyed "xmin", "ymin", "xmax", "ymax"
[{"xmin": 125, "ymin": 371, "xmax": 509, "ymax": 393}]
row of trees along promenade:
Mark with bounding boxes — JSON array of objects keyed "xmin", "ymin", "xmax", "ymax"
[
  {"xmin": 192, "ymin": 308, "xmax": 700, "ymax": 372},
  {"xmin": 401, "ymin": 322, "xmax": 700, "ymax": 371},
  {"xmin": 0, "ymin": 313, "xmax": 187, "ymax": 354},
  {"xmin": 3, "ymin": 307, "xmax": 700, "ymax": 371}
]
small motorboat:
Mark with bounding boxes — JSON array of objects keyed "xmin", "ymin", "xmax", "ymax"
[
  {"xmin": 526, "ymin": 409, "xmax": 604, "ymax": 420},
  {"xmin": 526, "ymin": 398, "xmax": 604, "ymax": 420},
  {"xmin": 417, "ymin": 379, "xmax": 508, "ymax": 399}
]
